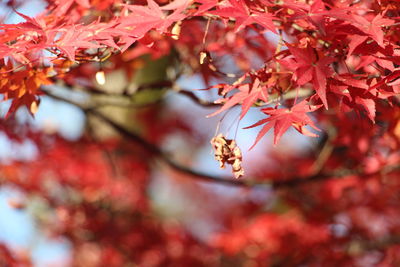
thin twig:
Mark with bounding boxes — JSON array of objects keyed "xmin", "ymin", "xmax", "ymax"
[
  {"xmin": 173, "ymin": 89, "xmax": 216, "ymax": 107},
  {"xmin": 275, "ymin": 30, "xmax": 284, "ymax": 72},
  {"xmin": 310, "ymin": 126, "xmax": 336, "ymax": 175}
]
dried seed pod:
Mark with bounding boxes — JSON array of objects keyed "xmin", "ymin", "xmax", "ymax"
[{"xmin": 210, "ymin": 134, "xmax": 244, "ymax": 178}]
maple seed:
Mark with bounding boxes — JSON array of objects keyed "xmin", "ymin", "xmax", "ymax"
[
  {"xmin": 210, "ymin": 134, "xmax": 244, "ymax": 178},
  {"xmin": 96, "ymin": 71, "xmax": 106, "ymax": 85},
  {"xmin": 30, "ymin": 101, "xmax": 39, "ymax": 114},
  {"xmin": 171, "ymin": 22, "xmax": 182, "ymax": 40},
  {"xmin": 199, "ymin": 52, "xmax": 207, "ymax": 65}
]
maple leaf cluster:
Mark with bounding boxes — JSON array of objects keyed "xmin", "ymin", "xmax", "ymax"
[
  {"xmin": 0, "ymin": 0, "xmax": 399, "ymax": 266},
  {"xmin": 1, "ymin": 0, "xmax": 397, "ymax": 153}
]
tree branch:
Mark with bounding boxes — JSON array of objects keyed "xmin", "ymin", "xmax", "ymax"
[
  {"xmin": 42, "ymin": 89, "xmax": 400, "ymax": 189},
  {"xmin": 53, "ymin": 76, "xmax": 314, "ymax": 110},
  {"xmin": 52, "ymin": 77, "xmax": 219, "ymax": 107}
]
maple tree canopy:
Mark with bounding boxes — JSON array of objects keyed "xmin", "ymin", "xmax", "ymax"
[{"xmin": 0, "ymin": 0, "xmax": 399, "ymax": 266}]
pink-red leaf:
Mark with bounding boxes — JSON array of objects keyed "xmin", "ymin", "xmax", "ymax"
[{"xmin": 245, "ymin": 100, "xmax": 322, "ymax": 148}]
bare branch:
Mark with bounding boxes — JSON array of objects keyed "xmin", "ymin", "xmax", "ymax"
[{"xmin": 173, "ymin": 89, "xmax": 217, "ymax": 107}]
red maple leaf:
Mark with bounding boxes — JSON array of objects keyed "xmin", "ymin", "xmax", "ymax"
[
  {"xmin": 208, "ymin": 0, "xmax": 276, "ymax": 33},
  {"xmin": 121, "ymin": 0, "xmax": 188, "ymax": 36},
  {"xmin": 245, "ymin": 100, "xmax": 322, "ymax": 148},
  {"xmin": 346, "ymin": 13, "xmax": 394, "ymax": 54},
  {"xmin": 282, "ymin": 0, "xmax": 361, "ymax": 33},
  {"xmin": 50, "ymin": 25, "xmax": 101, "ymax": 61},
  {"xmin": 208, "ymin": 78, "xmax": 269, "ymax": 119},
  {"xmin": 282, "ymin": 44, "xmax": 334, "ymax": 108},
  {"xmin": 357, "ymin": 13, "xmax": 394, "ymax": 48}
]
